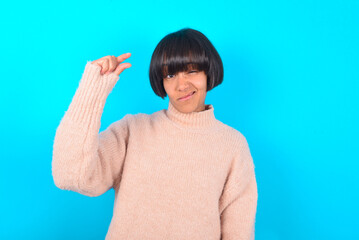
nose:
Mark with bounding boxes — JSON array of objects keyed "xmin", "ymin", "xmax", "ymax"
[{"xmin": 176, "ymin": 73, "xmax": 190, "ymax": 91}]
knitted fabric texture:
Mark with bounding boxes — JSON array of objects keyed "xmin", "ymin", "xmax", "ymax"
[{"xmin": 52, "ymin": 61, "xmax": 258, "ymax": 240}]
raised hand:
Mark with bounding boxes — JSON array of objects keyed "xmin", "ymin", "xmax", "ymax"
[{"xmin": 91, "ymin": 53, "xmax": 132, "ymax": 76}]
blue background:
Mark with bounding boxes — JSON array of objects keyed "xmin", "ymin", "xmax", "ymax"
[{"xmin": 1, "ymin": 0, "xmax": 358, "ymax": 239}]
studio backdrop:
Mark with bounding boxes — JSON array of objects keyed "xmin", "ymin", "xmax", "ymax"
[{"xmin": 0, "ymin": 0, "xmax": 358, "ymax": 239}]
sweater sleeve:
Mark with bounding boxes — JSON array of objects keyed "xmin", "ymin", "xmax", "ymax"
[
  {"xmin": 219, "ymin": 135, "xmax": 258, "ymax": 240},
  {"xmin": 51, "ymin": 61, "xmax": 129, "ymax": 197}
]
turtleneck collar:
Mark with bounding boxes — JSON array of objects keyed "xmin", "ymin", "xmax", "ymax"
[{"xmin": 164, "ymin": 101, "xmax": 218, "ymax": 130}]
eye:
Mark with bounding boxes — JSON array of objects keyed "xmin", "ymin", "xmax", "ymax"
[
  {"xmin": 188, "ymin": 70, "xmax": 198, "ymax": 74},
  {"xmin": 166, "ymin": 74, "xmax": 175, "ymax": 79}
]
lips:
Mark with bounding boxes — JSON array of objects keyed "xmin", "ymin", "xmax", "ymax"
[{"xmin": 178, "ymin": 91, "xmax": 196, "ymax": 100}]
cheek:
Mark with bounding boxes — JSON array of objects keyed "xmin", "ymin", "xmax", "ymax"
[
  {"xmin": 193, "ymin": 78, "xmax": 207, "ymax": 91},
  {"xmin": 163, "ymin": 81, "xmax": 173, "ymax": 95}
]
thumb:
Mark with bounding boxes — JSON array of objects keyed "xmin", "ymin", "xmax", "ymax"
[{"xmin": 114, "ymin": 63, "xmax": 132, "ymax": 76}]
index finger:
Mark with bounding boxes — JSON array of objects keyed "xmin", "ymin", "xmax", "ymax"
[{"xmin": 117, "ymin": 53, "xmax": 131, "ymax": 63}]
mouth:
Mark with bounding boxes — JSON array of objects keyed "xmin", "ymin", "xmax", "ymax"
[{"xmin": 178, "ymin": 91, "xmax": 196, "ymax": 101}]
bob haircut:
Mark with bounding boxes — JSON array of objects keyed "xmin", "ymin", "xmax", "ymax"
[{"xmin": 149, "ymin": 28, "xmax": 224, "ymax": 99}]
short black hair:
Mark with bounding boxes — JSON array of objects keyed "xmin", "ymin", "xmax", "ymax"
[{"xmin": 149, "ymin": 28, "xmax": 224, "ymax": 99}]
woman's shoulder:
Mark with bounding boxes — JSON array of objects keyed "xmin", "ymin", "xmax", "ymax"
[
  {"xmin": 131, "ymin": 109, "xmax": 163, "ymax": 121},
  {"xmin": 216, "ymin": 120, "xmax": 249, "ymax": 146},
  {"xmin": 112, "ymin": 109, "xmax": 164, "ymax": 128}
]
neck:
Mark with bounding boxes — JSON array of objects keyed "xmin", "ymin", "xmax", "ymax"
[{"xmin": 164, "ymin": 101, "xmax": 218, "ymax": 130}]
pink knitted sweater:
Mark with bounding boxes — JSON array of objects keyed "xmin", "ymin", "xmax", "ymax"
[{"xmin": 52, "ymin": 61, "xmax": 258, "ymax": 240}]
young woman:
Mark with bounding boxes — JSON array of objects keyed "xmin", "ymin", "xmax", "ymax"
[{"xmin": 52, "ymin": 28, "xmax": 258, "ymax": 240}]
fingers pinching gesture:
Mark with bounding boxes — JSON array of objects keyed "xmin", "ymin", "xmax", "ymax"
[{"xmin": 91, "ymin": 53, "xmax": 132, "ymax": 76}]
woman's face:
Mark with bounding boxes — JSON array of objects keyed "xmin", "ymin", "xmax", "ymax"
[{"xmin": 163, "ymin": 66, "xmax": 207, "ymax": 113}]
